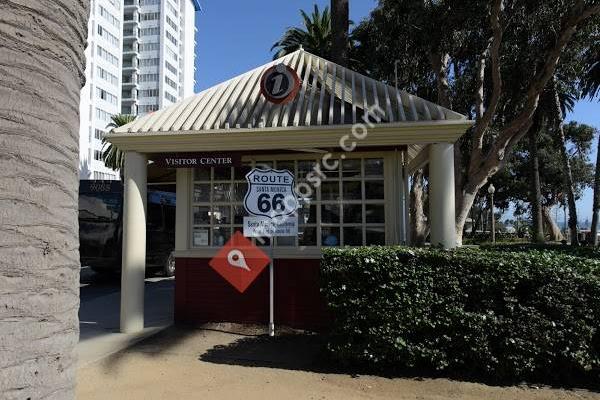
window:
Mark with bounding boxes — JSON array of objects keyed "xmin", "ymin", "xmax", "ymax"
[
  {"xmin": 97, "ymin": 25, "xmax": 119, "ymax": 47},
  {"xmin": 165, "ymin": 76, "xmax": 177, "ymax": 89},
  {"xmin": 141, "ymin": 27, "xmax": 160, "ymax": 36},
  {"xmin": 94, "ymin": 150, "xmax": 103, "ymax": 161},
  {"xmin": 95, "ymin": 107, "xmax": 112, "ymax": 122},
  {"xmin": 141, "ymin": 12, "xmax": 160, "ymax": 21},
  {"xmin": 165, "ymin": 46, "xmax": 178, "ymax": 61},
  {"xmin": 166, "ymin": 16, "xmax": 178, "ymax": 31},
  {"xmin": 139, "ymin": 73, "xmax": 159, "ymax": 82},
  {"xmin": 139, "ymin": 42, "xmax": 159, "ymax": 51},
  {"xmin": 140, "ymin": 0, "xmax": 160, "ymax": 5},
  {"xmin": 94, "ymin": 129, "xmax": 105, "ymax": 140},
  {"xmin": 165, "ymin": 61, "xmax": 177, "ymax": 75},
  {"xmin": 164, "ymin": 92, "xmax": 177, "ymax": 102},
  {"xmin": 191, "ymin": 157, "xmax": 386, "ymax": 248},
  {"xmin": 107, "ymin": 0, "xmax": 120, "ymax": 10},
  {"xmin": 97, "ymin": 45, "xmax": 118, "ymax": 66},
  {"xmin": 166, "ymin": 1, "xmax": 178, "ymax": 16},
  {"xmin": 139, "ymin": 58, "xmax": 159, "ymax": 67},
  {"xmin": 165, "ymin": 30, "xmax": 178, "ymax": 46},
  {"xmin": 138, "ymin": 104, "xmax": 159, "ymax": 113},
  {"xmin": 139, "ymin": 88, "xmax": 159, "ymax": 97},
  {"xmin": 98, "ymin": 5, "xmax": 120, "ymax": 28},
  {"xmin": 96, "ymin": 88, "xmax": 118, "ymax": 105},
  {"xmin": 96, "ymin": 66, "xmax": 118, "ymax": 86}
]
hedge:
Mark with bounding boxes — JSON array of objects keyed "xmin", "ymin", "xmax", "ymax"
[{"xmin": 320, "ymin": 247, "xmax": 600, "ymax": 384}]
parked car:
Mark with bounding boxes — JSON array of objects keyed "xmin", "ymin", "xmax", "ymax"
[{"xmin": 79, "ymin": 180, "xmax": 176, "ymax": 276}]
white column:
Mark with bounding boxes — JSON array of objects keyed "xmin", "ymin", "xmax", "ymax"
[
  {"xmin": 429, "ymin": 143, "xmax": 456, "ymax": 248},
  {"xmin": 175, "ymin": 168, "xmax": 190, "ymax": 251},
  {"xmin": 120, "ymin": 151, "xmax": 147, "ymax": 333}
]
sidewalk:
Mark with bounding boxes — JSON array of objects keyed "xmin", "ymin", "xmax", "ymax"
[{"xmin": 76, "ymin": 325, "xmax": 600, "ymax": 400}]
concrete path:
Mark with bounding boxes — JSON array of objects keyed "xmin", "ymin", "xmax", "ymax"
[
  {"xmin": 77, "ymin": 267, "xmax": 174, "ymax": 366},
  {"xmin": 77, "ymin": 325, "xmax": 600, "ymax": 400}
]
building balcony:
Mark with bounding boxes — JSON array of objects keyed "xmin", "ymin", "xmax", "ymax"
[
  {"xmin": 122, "ymin": 73, "xmax": 138, "ymax": 87},
  {"xmin": 122, "ymin": 59, "xmax": 138, "ymax": 71},
  {"xmin": 123, "ymin": 13, "xmax": 139, "ymax": 25},
  {"xmin": 124, "ymin": 0, "xmax": 140, "ymax": 9},
  {"xmin": 122, "ymin": 91, "xmax": 138, "ymax": 103},
  {"xmin": 123, "ymin": 27, "xmax": 139, "ymax": 41},
  {"xmin": 122, "ymin": 42, "xmax": 139, "ymax": 55}
]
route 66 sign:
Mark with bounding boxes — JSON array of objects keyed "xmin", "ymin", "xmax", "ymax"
[
  {"xmin": 260, "ymin": 64, "xmax": 301, "ymax": 104},
  {"xmin": 243, "ymin": 168, "xmax": 299, "ymax": 218}
]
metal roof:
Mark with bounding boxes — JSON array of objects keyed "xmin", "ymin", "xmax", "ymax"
[{"xmin": 114, "ymin": 49, "xmax": 467, "ymax": 135}]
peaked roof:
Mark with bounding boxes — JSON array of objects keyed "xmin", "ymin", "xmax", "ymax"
[{"xmin": 114, "ymin": 49, "xmax": 467, "ymax": 135}]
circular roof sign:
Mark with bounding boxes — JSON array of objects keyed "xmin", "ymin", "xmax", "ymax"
[{"xmin": 260, "ymin": 64, "xmax": 301, "ymax": 104}]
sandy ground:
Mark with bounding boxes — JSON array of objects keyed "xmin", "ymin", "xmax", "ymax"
[{"xmin": 77, "ymin": 325, "xmax": 600, "ymax": 400}]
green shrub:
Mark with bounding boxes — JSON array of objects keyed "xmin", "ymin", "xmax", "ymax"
[{"xmin": 320, "ymin": 247, "xmax": 600, "ymax": 384}]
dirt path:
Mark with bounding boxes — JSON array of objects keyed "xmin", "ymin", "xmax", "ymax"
[{"xmin": 77, "ymin": 326, "xmax": 600, "ymax": 400}]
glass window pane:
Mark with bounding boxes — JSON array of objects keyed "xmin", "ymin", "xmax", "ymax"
[
  {"xmin": 297, "ymin": 160, "xmax": 316, "ymax": 179},
  {"xmin": 233, "ymin": 205, "xmax": 247, "ymax": 224},
  {"xmin": 321, "ymin": 158, "xmax": 339, "ymax": 179},
  {"xmin": 194, "ymin": 168, "xmax": 210, "ymax": 181},
  {"xmin": 214, "ymin": 167, "xmax": 231, "ymax": 181},
  {"xmin": 366, "ymin": 227, "xmax": 385, "ymax": 245},
  {"xmin": 342, "ymin": 159, "xmax": 361, "ymax": 178},
  {"xmin": 321, "ymin": 204, "xmax": 340, "ymax": 223},
  {"xmin": 256, "ymin": 237, "xmax": 271, "ymax": 246},
  {"xmin": 298, "ymin": 202, "xmax": 316, "ymax": 224},
  {"xmin": 234, "ymin": 164, "xmax": 252, "ymax": 180},
  {"xmin": 366, "ymin": 204, "xmax": 385, "ymax": 223},
  {"xmin": 343, "ymin": 204, "xmax": 362, "ymax": 224},
  {"xmin": 299, "ymin": 226, "xmax": 317, "ymax": 246},
  {"xmin": 193, "ymin": 206, "xmax": 210, "ymax": 225},
  {"xmin": 322, "ymin": 227, "xmax": 340, "ymax": 246},
  {"xmin": 364, "ymin": 158, "xmax": 384, "ymax": 177},
  {"xmin": 342, "ymin": 181, "xmax": 362, "ymax": 200},
  {"xmin": 276, "ymin": 160, "xmax": 295, "ymax": 173},
  {"xmin": 295, "ymin": 182, "xmax": 316, "ymax": 202},
  {"xmin": 212, "ymin": 205, "xmax": 231, "ymax": 225},
  {"xmin": 365, "ymin": 181, "xmax": 384, "ymax": 200},
  {"xmin": 193, "ymin": 183, "xmax": 210, "ymax": 202},
  {"xmin": 276, "ymin": 236, "xmax": 295, "ymax": 246},
  {"xmin": 321, "ymin": 181, "xmax": 340, "ymax": 201},
  {"xmin": 255, "ymin": 161, "xmax": 273, "ymax": 169},
  {"xmin": 212, "ymin": 226, "xmax": 231, "ymax": 246},
  {"xmin": 343, "ymin": 227, "xmax": 363, "ymax": 246},
  {"xmin": 192, "ymin": 227, "xmax": 210, "ymax": 247},
  {"xmin": 213, "ymin": 183, "xmax": 232, "ymax": 202},
  {"xmin": 233, "ymin": 182, "xmax": 248, "ymax": 201}
]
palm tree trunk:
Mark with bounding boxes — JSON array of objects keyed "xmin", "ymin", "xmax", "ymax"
[
  {"xmin": 552, "ymin": 77, "xmax": 580, "ymax": 246},
  {"xmin": 591, "ymin": 133, "xmax": 600, "ymax": 246},
  {"xmin": 0, "ymin": 1, "xmax": 88, "ymax": 399},
  {"xmin": 528, "ymin": 119, "xmax": 545, "ymax": 243},
  {"xmin": 330, "ymin": 0, "xmax": 349, "ymax": 66}
]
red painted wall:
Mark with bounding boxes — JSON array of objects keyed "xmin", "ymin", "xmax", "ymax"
[{"xmin": 175, "ymin": 258, "xmax": 329, "ymax": 331}]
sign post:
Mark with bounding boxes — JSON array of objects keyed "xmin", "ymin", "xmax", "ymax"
[{"xmin": 243, "ymin": 168, "xmax": 299, "ymax": 337}]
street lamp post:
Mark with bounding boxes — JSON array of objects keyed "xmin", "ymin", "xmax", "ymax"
[{"xmin": 488, "ymin": 184, "xmax": 496, "ymax": 244}]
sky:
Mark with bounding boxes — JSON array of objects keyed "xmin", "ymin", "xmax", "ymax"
[{"xmin": 191, "ymin": 1, "xmax": 599, "ymax": 222}]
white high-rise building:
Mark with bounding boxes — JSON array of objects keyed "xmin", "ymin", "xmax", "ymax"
[
  {"xmin": 79, "ymin": 0, "xmax": 125, "ymax": 180},
  {"xmin": 121, "ymin": 0, "xmax": 199, "ymax": 116},
  {"xmin": 79, "ymin": 0, "xmax": 199, "ymax": 180}
]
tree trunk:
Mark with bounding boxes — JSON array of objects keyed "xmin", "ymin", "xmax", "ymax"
[
  {"xmin": 528, "ymin": 121, "xmax": 545, "ymax": 243},
  {"xmin": 410, "ymin": 169, "xmax": 427, "ymax": 245},
  {"xmin": 591, "ymin": 133, "xmax": 600, "ymax": 246},
  {"xmin": 542, "ymin": 206, "xmax": 564, "ymax": 242},
  {"xmin": 0, "ymin": 1, "xmax": 88, "ymax": 399},
  {"xmin": 552, "ymin": 77, "xmax": 580, "ymax": 246},
  {"xmin": 330, "ymin": 0, "xmax": 349, "ymax": 66}
]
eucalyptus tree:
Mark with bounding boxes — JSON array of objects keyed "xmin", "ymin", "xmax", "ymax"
[
  {"xmin": 353, "ymin": 0, "xmax": 600, "ymax": 244},
  {"xmin": 0, "ymin": 1, "xmax": 89, "ymax": 398}
]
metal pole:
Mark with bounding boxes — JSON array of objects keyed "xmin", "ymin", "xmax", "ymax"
[
  {"xmin": 491, "ymin": 194, "xmax": 496, "ymax": 243},
  {"xmin": 268, "ymin": 238, "xmax": 274, "ymax": 337}
]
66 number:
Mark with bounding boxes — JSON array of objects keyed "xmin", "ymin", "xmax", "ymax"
[{"xmin": 257, "ymin": 193, "xmax": 286, "ymax": 213}]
